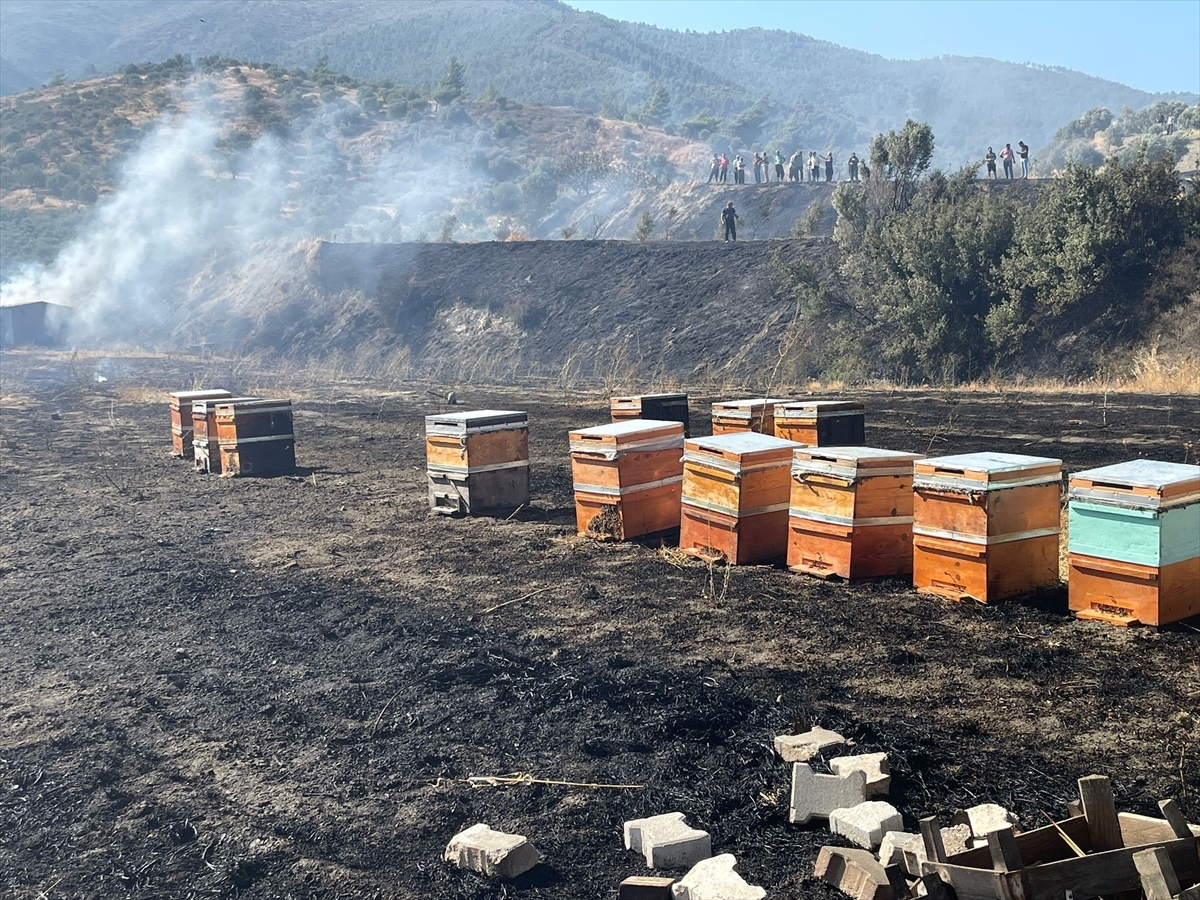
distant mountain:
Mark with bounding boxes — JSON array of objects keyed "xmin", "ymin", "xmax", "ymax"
[{"xmin": 1, "ymin": 0, "xmax": 1194, "ymax": 167}]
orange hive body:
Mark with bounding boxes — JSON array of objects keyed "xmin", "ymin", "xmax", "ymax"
[
  {"xmin": 913, "ymin": 452, "xmax": 1062, "ymax": 602},
  {"xmin": 773, "ymin": 400, "xmax": 866, "ymax": 446},
  {"xmin": 710, "ymin": 398, "xmax": 790, "ymax": 435},
  {"xmin": 214, "ymin": 398, "xmax": 295, "ymax": 477},
  {"xmin": 425, "ymin": 410, "xmax": 530, "ymax": 516},
  {"xmin": 569, "ymin": 419, "xmax": 685, "ymax": 540},
  {"xmin": 680, "ymin": 432, "xmax": 803, "ymax": 564},
  {"xmin": 194, "ymin": 396, "xmax": 259, "ymax": 474},
  {"xmin": 610, "ymin": 393, "xmax": 690, "ymax": 435},
  {"xmin": 1067, "ymin": 459, "xmax": 1200, "ymax": 626},
  {"xmin": 788, "ymin": 446, "xmax": 925, "ymax": 579},
  {"xmin": 168, "ymin": 390, "xmax": 233, "ymax": 458}
]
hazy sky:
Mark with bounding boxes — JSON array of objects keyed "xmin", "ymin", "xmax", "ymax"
[{"xmin": 565, "ymin": 0, "xmax": 1200, "ymax": 96}]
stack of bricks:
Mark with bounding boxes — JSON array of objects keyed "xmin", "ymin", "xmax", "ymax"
[
  {"xmin": 425, "ymin": 410, "xmax": 530, "ymax": 516},
  {"xmin": 1067, "ymin": 459, "xmax": 1200, "ymax": 625},
  {"xmin": 569, "ymin": 419, "xmax": 685, "ymax": 540},
  {"xmin": 679, "ymin": 432, "xmax": 802, "ymax": 564},
  {"xmin": 912, "ymin": 452, "xmax": 1062, "ymax": 602},
  {"xmin": 168, "ymin": 389, "xmax": 232, "ymax": 458},
  {"xmin": 787, "ymin": 447, "xmax": 924, "ymax": 580},
  {"xmin": 710, "ymin": 398, "xmax": 789, "ymax": 435},
  {"xmin": 610, "ymin": 393, "xmax": 690, "ymax": 435},
  {"xmin": 214, "ymin": 398, "xmax": 296, "ymax": 477},
  {"xmin": 773, "ymin": 400, "xmax": 866, "ymax": 447}
]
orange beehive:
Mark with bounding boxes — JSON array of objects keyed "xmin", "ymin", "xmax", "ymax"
[
  {"xmin": 680, "ymin": 432, "xmax": 802, "ymax": 564},
  {"xmin": 168, "ymin": 389, "xmax": 232, "ymax": 457},
  {"xmin": 773, "ymin": 400, "xmax": 866, "ymax": 446},
  {"xmin": 913, "ymin": 452, "xmax": 1062, "ymax": 603},
  {"xmin": 610, "ymin": 393, "xmax": 690, "ymax": 435},
  {"xmin": 194, "ymin": 396, "xmax": 259, "ymax": 474},
  {"xmin": 788, "ymin": 447, "xmax": 924, "ymax": 579},
  {"xmin": 710, "ymin": 398, "xmax": 789, "ymax": 435},
  {"xmin": 570, "ymin": 419, "xmax": 685, "ymax": 540},
  {"xmin": 1067, "ymin": 459, "xmax": 1200, "ymax": 626},
  {"xmin": 214, "ymin": 398, "xmax": 295, "ymax": 477},
  {"xmin": 425, "ymin": 410, "xmax": 530, "ymax": 516}
]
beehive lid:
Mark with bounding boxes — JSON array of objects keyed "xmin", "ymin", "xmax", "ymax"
[
  {"xmin": 169, "ymin": 389, "xmax": 233, "ymax": 408},
  {"xmin": 775, "ymin": 400, "xmax": 865, "ymax": 419},
  {"xmin": 792, "ymin": 446, "xmax": 923, "ymax": 479},
  {"xmin": 216, "ymin": 398, "xmax": 293, "ymax": 415},
  {"xmin": 611, "ymin": 392, "xmax": 687, "ymax": 404},
  {"xmin": 194, "ymin": 395, "xmax": 259, "ymax": 414},
  {"xmin": 686, "ymin": 431, "xmax": 801, "ymax": 469},
  {"xmin": 425, "ymin": 409, "xmax": 527, "ymax": 435},
  {"xmin": 570, "ymin": 419, "xmax": 684, "ymax": 456},
  {"xmin": 711, "ymin": 397, "xmax": 789, "ymax": 417},
  {"xmin": 915, "ymin": 451, "xmax": 1061, "ymax": 491},
  {"xmin": 1069, "ymin": 459, "xmax": 1200, "ymax": 509}
]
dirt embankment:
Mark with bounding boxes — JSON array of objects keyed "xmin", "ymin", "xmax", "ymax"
[{"xmin": 179, "ymin": 238, "xmax": 833, "ymax": 387}]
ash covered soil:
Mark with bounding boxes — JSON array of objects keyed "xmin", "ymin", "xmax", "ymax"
[{"xmin": 1, "ymin": 352, "xmax": 1198, "ymax": 900}]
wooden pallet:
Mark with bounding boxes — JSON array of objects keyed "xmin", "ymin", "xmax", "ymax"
[{"xmin": 168, "ymin": 389, "xmax": 232, "ymax": 458}]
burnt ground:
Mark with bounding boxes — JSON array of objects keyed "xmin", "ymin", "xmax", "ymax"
[{"xmin": 1, "ymin": 350, "xmax": 1198, "ymax": 900}]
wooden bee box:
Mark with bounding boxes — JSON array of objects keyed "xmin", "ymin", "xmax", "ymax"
[
  {"xmin": 425, "ymin": 410, "xmax": 530, "ymax": 516},
  {"xmin": 168, "ymin": 389, "xmax": 232, "ymax": 457},
  {"xmin": 773, "ymin": 400, "xmax": 866, "ymax": 446},
  {"xmin": 788, "ymin": 447, "xmax": 924, "ymax": 579},
  {"xmin": 214, "ymin": 398, "xmax": 295, "ymax": 477},
  {"xmin": 610, "ymin": 393, "xmax": 690, "ymax": 435},
  {"xmin": 710, "ymin": 398, "xmax": 789, "ymax": 435},
  {"xmin": 570, "ymin": 419, "xmax": 685, "ymax": 540},
  {"xmin": 913, "ymin": 452, "xmax": 1062, "ymax": 603},
  {"xmin": 1067, "ymin": 459, "xmax": 1200, "ymax": 626},
  {"xmin": 193, "ymin": 396, "xmax": 258, "ymax": 474},
  {"xmin": 680, "ymin": 432, "xmax": 801, "ymax": 564}
]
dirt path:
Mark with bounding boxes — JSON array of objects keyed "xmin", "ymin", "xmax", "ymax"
[{"xmin": 1, "ymin": 352, "xmax": 1197, "ymax": 899}]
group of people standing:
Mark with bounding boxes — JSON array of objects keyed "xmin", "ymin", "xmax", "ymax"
[
  {"xmin": 707, "ymin": 150, "xmax": 867, "ymax": 185},
  {"xmin": 983, "ymin": 141, "xmax": 1030, "ymax": 179}
]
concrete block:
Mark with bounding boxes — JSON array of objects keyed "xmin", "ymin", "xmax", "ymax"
[
  {"xmin": 774, "ymin": 726, "xmax": 846, "ymax": 762},
  {"xmin": 830, "ymin": 801, "xmax": 904, "ymax": 850},
  {"xmin": 878, "ymin": 831, "xmax": 914, "ymax": 868},
  {"xmin": 815, "ymin": 845, "xmax": 905, "ymax": 900},
  {"xmin": 444, "ymin": 823, "xmax": 541, "ymax": 878},
  {"xmin": 830, "ymin": 753, "xmax": 892, "ymax": 798},
  {"xmin": 951, "ymin": 803, "xmax": 1019, "ymax": 839},
  {"xmin": 671, "ymin": 854, "xmax": 766, "ymax": 900},
  {"xmin": 620, "ymin": 875, "xmax": 676, "ymax": 900},
  {"xmin": 624, "ymin": 812, "xmax": 712, "ymax": 869},
  {"xmin": 900, "ymin": 824, "xmax": 971, "ymax": 876},
  {"xmin": 789, "ymin": 762, "xmax": 867, "ymax": 824}
]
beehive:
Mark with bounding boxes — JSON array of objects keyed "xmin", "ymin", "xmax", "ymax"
[
  {"xmin": 1067, "ymin": 459, "xmax": 1200, "ymax": 626},
  {"xmin": 168, "ymin": 389, "xmax": 233, "ymax": 457},
  {"xmin": 788, "ymin": 447, "xmax": 924, "ymax": 579},
  {"xmin": 569, "ymin": 419, "xmax": 685, "ymax": 540},
  {"xmin": 710, "ymin": 398, "xmax": 789, "ymax": 435},
  {"xmin": 913, "ymin": 452, "xmax": 1062, "ymax": 602},
  {"xmin": 194, "ymin": 396, "xmax": 259, "ymax": 474},
  {"xmin": 425, "ymin": 410, "xmax": 529, "ymax": 516},
  {"xmin": 610, "ymin": 393, "xmax": 690, "ymax": 435},
  {"xmin": 680, "ymin": 432, "xmax": 802, "ymax": 564},
  {"xmin": 214, "ymin": 398, "xmax": 295, "ymax": 477},
  {"xmin": 773, "ymin": 400, "xmax": 866, "ymax": 446}
]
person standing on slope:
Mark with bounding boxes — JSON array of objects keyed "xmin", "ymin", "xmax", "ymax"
[
  {"xmin": 752, "ymin": 153, "xmax": 762, "ymax": 184},
  {"xmin": 718, "ymin": 153, "xmax": 729, "ymax": 183},
  {"xmin": 985, "ymin": 146, "xmax": 997, "ymax": 179},
  {"xmin": 1000, "ymin": 143, "xmax": 1015, "ymax": 179},
  {"xmin": 848, "ymin": 152, "xmax": 859, "ymax": 182},
  {"xmin": 707, "ymin": 154, "xmax": 720, "ymax": 183},
  {"xmin": 1018, "ymin": 141, "xmax": 1029, "ymax": 178},
  {"xmin": 721, "ymin": 201, "xmax": 738, "ymax": 242},
  {"xmin": 775, "ymin": 150, "xmax": 785, "ymax": 183},
  {"xmin": 789, "ymin": 150, "xmax": 802, "ymax": 182},
  {"xmin": 734, "ymin": 154, "xmax": 745, "ymax": 184},
  {"xmin": 808, "ymin": 151, "xmax": 820, "ymax": 182},
  {"xmin": 824, "ymin": 150, "xmax": 834, "ymax": 182}
]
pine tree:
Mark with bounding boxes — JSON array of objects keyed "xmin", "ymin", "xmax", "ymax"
[
  {"xmin": 633, "ymin": 210, "xmax": 655, "ymax": 241},
  {"xmin": 434, "ymin": 57, "xmax": 467, "ymax": 104}
]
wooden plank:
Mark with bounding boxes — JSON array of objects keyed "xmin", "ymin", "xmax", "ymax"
[
  {"xmin": 1079, "ymin": 775, "xmax": 1124, "ymax": 852},
  {"xmin": 987, "ymin": 828, "xmax": 1023, "ymax": 873},
  {"xmin": 1133, "ymin": 846, "xmax": 1182, "ymax": 900},
  {"xmin": 946, "ymin": 816, "xmax": 1092, "ymax": 870},
  {"xmin": 920, "ymin": 816, "xmax": 948, "ymax": 864},
  {"xmin": 1023, "ymin": 836, "xmax": 1199, "ymax": 900},
  {"xmin": 1159, "ymin": 799, "xmax": 1194, "ymax": 840}
]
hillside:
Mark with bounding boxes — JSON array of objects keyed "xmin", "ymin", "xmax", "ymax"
[
  {"xmin": 1, "ymin": 0, "xmax": 1193, "ymax": 168},
  {"xmin": 1035, "ymin": 101, "xmax": 1200, "ymax": 173}
]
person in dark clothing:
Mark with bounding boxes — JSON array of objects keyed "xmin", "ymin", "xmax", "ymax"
[
  {"xmin": 824, "ymin": 151, "xmax": 833, "ymax": 182},
  {"xmin": 848, "ymin": 152, "xmax": 859, "ymax": 182},
  {"xmin": 721, "ymin": 201, "xmax": 737, "ymax": 242},
  {"xmin": 1018, "ymin": 141, "xmax": 1029, "ymax": 178},
  {"xmin": 985, "ymin": 147, "xmax": 997, "ymax": 179}
]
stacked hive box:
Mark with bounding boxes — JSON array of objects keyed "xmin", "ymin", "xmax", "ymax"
[
  {"xmin": 425, "ymin": 410, "xmax": 530, "ymax": 516},
  {"xmin": 169, "ymin": 389, "xmax": 232, "ymax": 457},
  {"xmin": 610, "ymin": 393, "xmax": 690, "ymax": 435},
  {"xmin": 1067, "ymin": 459, "xmax": 1200, "ymax": 626},
  {"xmin": 194, "ymin": 396, "xmax": 258, "ymax": 474},
  {"xmin": 912, "ymin": 452, "xmax": 1062, "ymax": 602},
  {"xmin": 679, "ymin": 432, "xmax": 802, "ymax": 564},
  {"xmin": 214, "ymin": 398, "xmax": 296, "ymax": 477},
  {"xmin": 710, "ymin": 398, "xmax": 789, "ymax": 435},
  {"xmin": 569, "ymin": 420, "xmax": 685, "ymax": 540},
  {"xmin": 773, "ymin": 400, "xmax": 866, "ymax": 446},
  {"xmin": 787, "ymin": 447, "xmax": 924, "ymax": 579}
]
